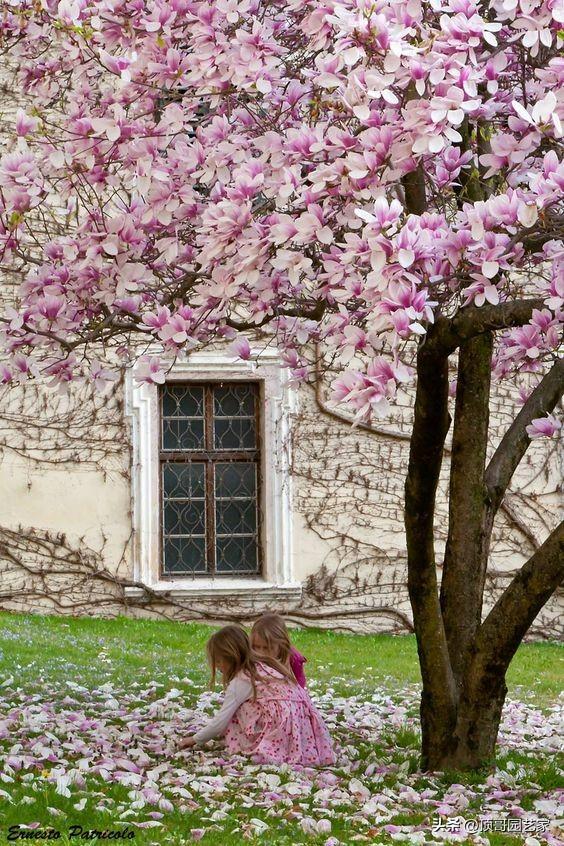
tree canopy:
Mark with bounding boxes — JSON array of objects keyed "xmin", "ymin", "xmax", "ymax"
[{"xmin": 0, "ymin": 0, "xmax": 561, "ymax": 437}]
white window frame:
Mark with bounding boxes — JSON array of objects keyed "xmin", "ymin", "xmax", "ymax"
[{"xmin": 124, "ymin": 348, "xmax": 301, "ymax": 600}]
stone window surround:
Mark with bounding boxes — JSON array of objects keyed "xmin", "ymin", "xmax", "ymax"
[{"xmin": 124, "ymin": 348, "xmax": 302, "ymax": 602}]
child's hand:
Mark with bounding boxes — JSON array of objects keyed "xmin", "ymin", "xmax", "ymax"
[{"xmin": 177, "ymin": 736, "xmax": 196, "ymax": 750}]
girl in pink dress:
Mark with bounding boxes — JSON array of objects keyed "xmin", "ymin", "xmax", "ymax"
[
  {"xmin": 177, "ymin": 625, "xmax": 335, "ymax": 766},
  {"xmin": 251, "ymin": 613, "xmax": 308, "ymax": 687}
]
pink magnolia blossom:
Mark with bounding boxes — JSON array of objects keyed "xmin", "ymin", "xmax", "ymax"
[
  {"xmin": 89, "ymin": 360, "xmax": 118, "ymax": 392},
  {"xmin": 378, "ymin": 282, "xmax": 438, "ymax": 336},
  {"xmin": 15, "ymin": 109, "xmax": 38, "ymax": 137},
  {"xmin": 0, "ymin": 365, "xmax": 13, "ymax": 384},
  {"xmin": 331, "ymin": 357, "xmax": 412, "ymax": 421},
  {"xmin": 462, "ymin": 279, "xmax": 500, "ymax": 307},
  {"xmin": 512, "ymin": 92, "xmax": 563, "ymax": 138},
  {"xmin": 229, "ymin": 337, "xmax": 252, "ymax": 360},
  {"xmin": 0, "ymin": 0, "xmax": 560, "ymax": 410},
  {"xmin": 526, "ymin": 414, "xmax": 562, "ymax": 439},
  {"xmin": 136, "ymin": 357, "xmax": 167, "ymax": 385}
]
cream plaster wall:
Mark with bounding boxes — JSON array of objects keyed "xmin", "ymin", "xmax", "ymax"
[
  {"xmin": 2, "ymin": 367, "xmax": 561, "ymax": 638},
  {"xmin": 0, "ymin": 459, "xmax": 132, "ymax": 575}
]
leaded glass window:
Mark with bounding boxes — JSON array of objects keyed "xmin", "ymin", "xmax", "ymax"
[{"xmin": 159, "ymin": 383, "xmax": 261, "ymax": 577}]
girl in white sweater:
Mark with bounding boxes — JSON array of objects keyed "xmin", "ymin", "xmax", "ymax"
[{"xmin": 177, "ymin": 625, "xmax": 335, "ymax": 765}]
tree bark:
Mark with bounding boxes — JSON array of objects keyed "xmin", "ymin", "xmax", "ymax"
[
  {"xmin": 440, "ymin": 333, "xmax": 493, "ymax": 683},
  {"xmin": 417, "ymin": 523, "xmax": 563, "ymax": 771},
  {"xmin": 426, "ymin": 299, "xmax": 545, "ymax": 356},
  {"xmin": 402, "ymin": 166, "xmax": 427, "ymax": 215},
  {"xmin": 475, "ymin": 521, "xmax": 564, "ymax": 672},
  {"xmin": 405, "ymin": 342, "xmax": 457, "ymax": 769},
  {"xmin": 404, "ymin": 303, "xmax": 562, "ymax": 772},
  {"xmin": 434, "ymin": 522, "xmax": 564, "ymax": 769},
  {"xmin": 421, "ymin": 670, "xmax": 507, "ymax": 770},
  {"xmin": 401, "ymin": 84, "xmax": 427, "ymax": 217},
  {"xmin": 485, "ymin": 358, "xmax": 564, "ymax": 517}
]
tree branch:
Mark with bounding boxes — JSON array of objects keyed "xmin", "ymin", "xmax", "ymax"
[
  {"xmin": 475, "ymin": 520, "xmax": 564, "ymax": 673},
  {"xmin": 454, "ymin": 117, "xmax": 484, "ymax": 205},
  {"xmin": 226, "ymin": 301, "xmax": 326, "ymax": 330},
  {"xmin": 502, "ymin": 209, "xmax": 564, "ymax": 257},
  {"xmin": 401, "ymin": 83, "xmax": 427, "ymax": 215},
  {"xmin": 440, "ymin": 332, "xmax": 493, "ymax": 681},
  {"xmin": 426, "ymin": 299, "xmax": 544, "ymax": 356},
  {"xmin": 405, "ymin": 346, "xmax": 457, "ymax": 721},
  {"xmin": 402, "ymin": 167, "xmax": 427, "ymax": 215},
  {"xmin": 485, "ymin": 358, "xmax": 564, "ymax": 516}
]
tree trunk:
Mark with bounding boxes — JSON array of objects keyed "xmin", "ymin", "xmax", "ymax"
[
  {"xmin": 405, "ymin": 302, "xmax": 564, "ymax": 773},
  {"xmin": 440, "ymin": 333, "xmax": 493, "ymax": 683},
  {"xmin": 421, "ymin": 674, "xmax": 507, "ymax": 771},
  {"xmin": 405, "ymin": 343, "xmax": 458, "ymax": 768},
  {"xmin": 416, "ymin": 494, "xmax": 563, "ymax": 773}
]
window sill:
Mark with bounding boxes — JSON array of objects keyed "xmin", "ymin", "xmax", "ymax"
[{"xmin": 124, "ymin": 580, "xmax": 303, "ymax": 602}]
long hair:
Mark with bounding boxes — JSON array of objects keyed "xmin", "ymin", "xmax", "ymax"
[
  {"xmin": 206, "ymin": 625, "xmax": 296, "ymax": 698},
  {"xmin": 251, "ymin": 613, "xmax": 292, "ymax": 666}
]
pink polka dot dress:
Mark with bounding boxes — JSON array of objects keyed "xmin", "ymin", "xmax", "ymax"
[{"xmin": 224, "ymin": 663, "xmax": 335, "ymax": 766}]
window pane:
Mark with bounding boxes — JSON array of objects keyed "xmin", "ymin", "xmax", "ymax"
[
  {"xmin": 214, "ymin": 462, "xmax": 256, "ymax": 498},
  {"xmin": 161, "ymin": 385, "xmax": 205, "ymax": 450},
  {"xmin": 162, "ymin": 385, "xmax": 204, "ymax": 417},
  {"xmin": 214, "ymin": 384, "xmax": 256, "ymax": 417},
  {"xmin": 162, "ymin": 462, "xmax": 207, "ymax": 575},
  {"xmin": 162, "ymin": 418, "xmax": 204, "ymax": 451},
  {"xmin": 162, "ymin": 463, "xmax": 205, "ymax": 498},
  {"xmin": 164, "ymin": 500, "xmax": 206, "ymax": 535},
  {"xmin": 214, "ymin": 462, "xmax": 258, "ymax": 575},
  {"xmin": 216, "ymin": 499, "xmax": 257, "ymax": 534},
  {"xmin": 214, "ymin": 417, "xmax": 256, "ymax": 450},
  {"xmin": 213, "ymin": 384, "xmax": 257, "ymax": 449},
  {"xmin": 216, "ymin": 536, "xmax": 258, "ymax": 574},
  {"xmin": 163, "ymin": 536, "xmax": 207, "ymax": 574}
]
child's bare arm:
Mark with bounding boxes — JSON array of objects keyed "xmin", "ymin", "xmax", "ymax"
[{"xmin": 178, "ymin": 676, "xmax": 252, "ymax": 749}]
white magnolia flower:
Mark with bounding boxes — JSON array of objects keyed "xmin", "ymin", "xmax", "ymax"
[{"xmin": 512, "ymin": 93, "xmax": 562, "ymax": 137}]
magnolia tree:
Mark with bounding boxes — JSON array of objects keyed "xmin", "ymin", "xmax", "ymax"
[{"xmin": 0, "ymin": 0, "xmax": 563, "ymax": 769}]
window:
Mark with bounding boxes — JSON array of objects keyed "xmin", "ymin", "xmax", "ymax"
[
  {"xmin": 159, "ymin": 382, "xmax": 261, "ymax": 577},
  {"xmin": 125, "ymin": 348, "xmax": 301, "ymax": 599}
]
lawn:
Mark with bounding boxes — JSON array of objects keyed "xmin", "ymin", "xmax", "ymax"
[{"xmin": 0, "ymin": 611, "xmax": 562, "ymax": 846}]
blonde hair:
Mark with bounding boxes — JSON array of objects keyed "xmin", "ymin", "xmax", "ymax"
[
  {"xmin": 206, "ymin": 624, "xmax": 296, "ymax": 698},
  {"xmin": 251, "ymin": 613, "xmax": 292, "ymax": 666}
]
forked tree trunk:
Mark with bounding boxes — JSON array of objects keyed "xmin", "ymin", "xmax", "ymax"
[
  {"xmin": 418, "ymin": 519, "xmax": 564, "ymax": 771},
  {"xmin": 421, "ymin": 657, "xmax": 508, "ymax": 770},
  {"xmin": 405, "ymin": 303, "xmax": 564, "ymax": 772}
]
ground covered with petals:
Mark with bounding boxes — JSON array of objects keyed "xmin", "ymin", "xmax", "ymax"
[{"xmin": 0, "ymin": 614, "xmax": 562, "ymax": 845}]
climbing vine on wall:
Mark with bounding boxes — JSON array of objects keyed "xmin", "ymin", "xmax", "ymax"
[{"xmin": 0, "ymin": 367, "xmax": 561, "ymax": 637}]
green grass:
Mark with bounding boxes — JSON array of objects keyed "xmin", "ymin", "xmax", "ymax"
[
  {"xmin": 0, "ymin": 611, "xmax": 561, "ymax": 846},
  {"xmin": 0, "ymin": 610, "xmax": 561, "ymax": 702}
]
